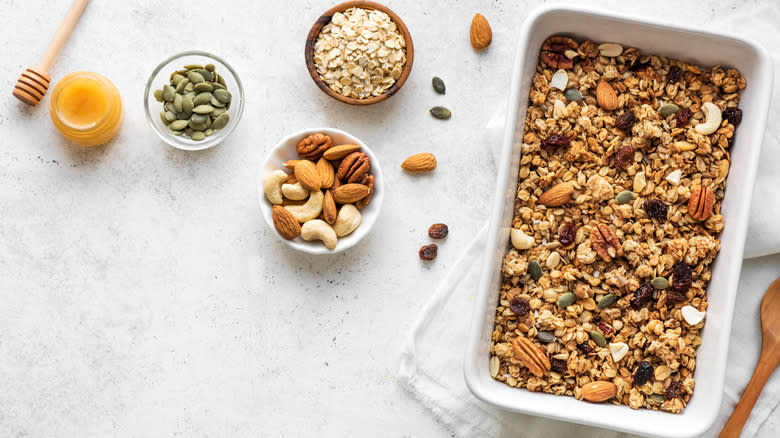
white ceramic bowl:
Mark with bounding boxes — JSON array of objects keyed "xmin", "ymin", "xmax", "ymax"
[
  {"xmin": 464, "ymin": 5, "xmax": 772, "ymax": 438},
  {"xmin": 258, "ymin": 128, "xmax": 384, "ymax": 254}
]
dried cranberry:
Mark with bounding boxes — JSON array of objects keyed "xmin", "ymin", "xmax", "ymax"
[
  {"xmin": 676, "ymin": 107, "xmax": 693, "ymax": 126},
  {"xmin": 634, "ymin": 361, "xmax": 654, "ymax": 386},
  {"xmin": 509, "ymin": 297, "xmax": 531, "ymax": 316},
  {"xmin": 418, "ymin": 244, "xmax": 438, "ymax": 261},
  {"xmin": 629, "ymin": 60, "xmax": 652, "ymax": 72},
  {"xmin": 615, "ymin": 111, "xmax": 636, "ymax": 131},
  {"xmin": 428, "ymin": 223, "xmax": 449, "ymax": 239},
  {"xmin": 667, "ymin": 65, "xmax": 683, "ymax": 83},
  {"xmin": 631, "ymin": 283, "xmax": 655, "ymax": 309},
  {"xmin": 541, "ymin": 134, "xmax": 571, "ymax": 151},
  {"xmin": 597, "ymin": 321, "xmax": 615, "ymax": 336},
  {"xmin": 672, "ymin": 262, "xmax": 693, "ymax": 292},
  {"xmin": 577, "ymin": 342, "xmax": 594, "ymax": 354},
  {"xmin": 558, "ymin": 223, "xmax": 576, "ymax": 247},
  {"xmin": 550, "ymin": 357, "xmax": 567, "ymax": 374},
  {"xmin": 643, "ymin": 199, "xmax": 668, "ymax": 219},
  {"xmin": 615, "ymin": 145, "xmax": 634, "ymax": 168},
  {"xmin": 664, "ymin": 381, "xmax": 682, "ymax": 399},
  {"xmin": 723, "ymin": 107, "xmax": 743, "ymax": 126},
  {"xmin": 666, "ymin": 289, "xmax": 687, "ymax": 304}
]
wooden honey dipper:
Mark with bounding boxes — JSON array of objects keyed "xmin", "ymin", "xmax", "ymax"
[{"xmin": 12, "ymin": 0, "xmax": 90, "ymax": 106}]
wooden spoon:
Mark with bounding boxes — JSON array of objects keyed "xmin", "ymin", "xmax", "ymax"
[
  {"xmin": 12, "ymin": 0, "xmax": 90, "ymax": 106},
  {"xmin": 719, "ymin": 277, "xmax": 780, "ymax": 437}
]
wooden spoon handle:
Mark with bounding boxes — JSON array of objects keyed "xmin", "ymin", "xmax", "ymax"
[
  {"xmin": 36, "ymin": 0, "xmax": 90, "ymax": 73},
  {"xmin": 719, "ymin": 349, "xmax": 779, "ymax": 438}
]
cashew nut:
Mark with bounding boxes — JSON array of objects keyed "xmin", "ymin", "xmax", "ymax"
[
  {"xmin": 284, "ymin": 190, "xmax": 323, "ymax": 223},
  {"xmin": 332, "ymin": 204, "xmax": 362, "ymax": 237},
  {"xmin": 281, "ymin": 182, "xmax": 309, "ymax": 201},
  {"xmin": 301, "ymin": 219, "xmax": 338, "ymax": 250},
  {"xmin": 694, "ymin": 102, "xmax": 722, "ymax": 135},
  {"xmin": 510, "ymin": 228, "xmax": 534, "ymax": 250},
  {"xmin": 263, "ymin": 170, "xmax": 289, "ymax": 205}
]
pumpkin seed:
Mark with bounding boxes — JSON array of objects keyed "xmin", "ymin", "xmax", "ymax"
[
  {"xmin": 187, "ymin": 71, "xmax": 204, "ymax": 84},
  {"xmin": 212, "ymin": 82, "xmax": 226, "ymax": 90},
  {"xmin": 153, "ymin": 89, "xmax": 164, "ymax": 102},
  {"xmin": 616, "ymin": 190, "xmax": 634, "ymax": 205},
  {"xmin": 194, "ymin": 82, "xmax": 214, "ymax": 93},
  {"xmin": 558, "ymin": 292, "xmax": 576, "ymax": 308},
  {"xmin": 183, "ymin": 64, "xmax": 204, "ymax": 70},
  {"xmin": 182, "ymin": 95, "xmax": 194, "ymax": 113},
  {"xmin": 190, "ymin": 113, "xmax": 208, "ymax": 124},
  {"xmin": 173, "ymin": 93, "xmax": 183, "ymax": 112},
  {"xmin": 211, "ymin": 107, "xmax": 226, "ymax": 117},
  {"xmin": 432, "ymin": 76, "xmax": 446, "ymax": 94},
  {"xmin": 649, "ymin": 393, "xmax": 665, "ymax": 403},
  {"xmin": 651, "ymin": 276, "xmax": 669, "ymax": 290},
  {"xmin": 191, "ymin": 131, "xmax": 206, "ymax": 141},
  {"xmin": 169, "ymin": 120, "xmax": 189, "ymax": 131},
  {"xmin": 598, "ymin": 293, "xmax": 618, "ymax": 309},
  {"xmin": 175, "ymin": 78, "xmax": 189, "ymax": 93},
  {"xmin": 589, "ymin": 330, "xmax": 607, "ymax": 347},
  {"xmin": 189, "ymin": 121, "xmax": 208, "ymax": 131},
  {"xmin": 213, "ymin": 88, "xmax": 231, "ymax": 104},
  {"xmin": 204, "ymin": 128, "xmax": 214, "ymax": 136},
  {"xmin": 184, "ymin": 82, "xmax": 194, "ymax": 92},
  {"xmin": 159, "ymin": 112, "xmax": 168, "ymax": 125},
  {"xmin": 217, "ymin": 75, "xmax": 226, "ymax": 86},
  {"xmin": 171, "ymin": 130, "xmax": 183, "ymax": 136},
  {"xmin": 212, "ymin": 113, "xmax": 230, "ymax": 130},
  {"xmin": 430, "ymin": 106, "xmax": 451, "ymax": 120},
  {"xmin": 192, "ymin": 104, "xmax": 214, "ymax": 114},
  {"xmin": 193, "ymin": 92, "xmax": 212, "ymax": 106},
  {"xmin": 162, "ymin": 84, "xmax": 175, "ymax": 102},
  {"xmin": 164, "ymin": 111, "xmax": 177, "ymax": 122},
  {"xmin": 528, "ymin": 260, "xmax": 542, "ymax": 280},
  {"xmin": 537, "ymin": 331, "xmax": 556, "ymax": 343},
  {"xmin": 171, "ymin": 74, "xmax": 186, "ymax": 86},
  {"xmin": 563, "ymin": 88, "xmax": 582, "ymax": 101},
  {"xmin": 210, "ymin": 96, "xmax": 226, "ymax": 108},
  {"xmin": 658, "ymin": 103, "xmax": 680, "ymax": 117},
  {"xmin": 205, "ymin": 63, "xmax": 215, "ymax": 72}
]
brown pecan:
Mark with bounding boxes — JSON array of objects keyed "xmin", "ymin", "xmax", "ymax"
[
  {"xmin": 297, "ymin": 133, "xmax": 334, "ymax": 160},
  {"xmin": 540, "ymin": 36, "xmax": 577, "ymax": 69},
  {"xmin": 688, "ymin": 186, "xmax": 715, "ymax": 221},
  {"xmin": 511, "ymin": 336, "xmax": 551, "ymax": 377},
  {"xmin": 336, "ymin": 152, "xmax": 371, "ymax": 184},
  {"xmin": 590, "ymin": 224, "xmax": 622, "ymax": 262},
  {"xmin": 354, "ymin": 174, "xmax": 374, "ymax": 209}
]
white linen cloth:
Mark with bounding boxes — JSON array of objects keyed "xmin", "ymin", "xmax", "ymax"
[{"xmin": 399, "ymin": 5, "xmax": 780, "ymax": 437}]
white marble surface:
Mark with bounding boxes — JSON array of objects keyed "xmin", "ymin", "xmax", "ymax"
[{"xmin": 0, "ymin": 0, "xmax": 777, "ymax": 436}]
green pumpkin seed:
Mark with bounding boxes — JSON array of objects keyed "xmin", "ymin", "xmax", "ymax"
[
  {"xmin": 563, "ymin": 88, "xmax": 582, "ymax": 101},
  {"xmin": 189, "ymin": 122, "xmax": 208, "ymax": 131},
  {"xmin": 210, "ymin": 96, "xmax": 226, "ymax": 108},
  {"xmin": 658, "ymin": 103, "xmax": 680, "ymax": 117},
  {"xmin": 217, "ymin": 75, "xmax": 226, "ymax": 86},
  {"xmin": 171, "ymin": 130, "xmax": 183, "ymax": 136},
  {"xmin": 598, "ymin": 293, "xmax": 618, "ymax": 309},
  {"xmin": 193, "ymin": 92, "xmax": 213, "ymax": 106},
  {"xmin": 164, "ymin": 111, "xmax": 177, "ymax": 122},
  {"xmin": 173, "ymin": 93, "xmax": 183, "ymax": 112},
  {"xmin": 204, "ymin": 128, "xmax": 214, "ymax": 136},
  {"xmin": 537, "ymin": 331, "xmax": 556, "ymax": 343},
  {"xmin": 213, "ymin": 89, "xmax": 231, "ymax": 104},
  {"xmin": 211, "ymin": 107, "xmax": 226, "ymax": 117},
  {"xmin": 175, "ymin": 78, "xmax": 189, "ymax": 93},
  {"xmin": 205, "ymin": 63, "xmax": 215, "ymax": 72},
  {"xmin": 430, "ymin": 106, "xmax": 451, "ymax": 120},
  {"xmin": 184, "ymin": 82, "xmax": 194, "ymax": 92},
  {"xmin": 171, "ymin": 74, "xmax": 186, "ymax": 86},
  {"xmin": 191, "ymin": 131, "xmax": 206, "ymax": 141},
  {"xmin": 212, "ymin": 82, "xmax": 226, "ymax": 90},
  {"xmin": 198, "ymin": 69, "xmax": 214, "ymax": 82},
  {"xmin": 182, "ymin": 95, "xmax": 194, "ymax": 114},
  {"xmin": 159, "ymin": 112, "xmax": 168, "ymax": 125},
  {"xmin": 187, "ymin": 71, "xmax": 204, "ymax": 84},
  {"xmin": 153, "ymin": 89, "xmax": 164, "ymax": 102},
  {"xmin": 558, "ymin": 292, "xmax": 576, "ymax": 308},
  {"xmin": 616, "ymin": 190, "xmax": 634, "ymax": 205},
  {"xmin": 190, "ymin": 113, "xmax": 208, "ymax": 124},
  {"xmin": 162, "ymin": 84, "xmax": 175, "ymax": 101},
  {"xmin": 652, "ymin": 276, "xmax": 669, "ymax": 290},
  {"xmin": 589, "ymin": 330, "xmax": 607, "ymax": 347},
  {"xmin": 649, "ymin": 393, "xmax": 665, "ymax": 403},
  {"xmin": 529, "ymin": 260, "xmax": 542, "ymax": 280},
  {"xmin": 169, "ymin": 120, "xmax": 189, "ymax": 131},
  {"xmin": 183, "ymin": 64, "xmax": 203, "ymax": 70},
  {"xmin": 194, "ymin": 82, "xmax": 214, "ymax": 93},
  {"xmin": 432, "ymin": 76, "xmax": 446, "ymax": 94},
  {"xmin": 212, "ymin": 113, "xmax": 229, "ymax": 130}
]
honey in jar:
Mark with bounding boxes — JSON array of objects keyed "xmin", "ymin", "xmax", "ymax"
[{"xmin": 49, "ymin": 71, "xmax": 123, "ymax": 146}]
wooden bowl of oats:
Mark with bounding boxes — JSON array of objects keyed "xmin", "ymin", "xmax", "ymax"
[{"xmin": 304, "ymin": 1, "xmax": 414, "ymax": 105}]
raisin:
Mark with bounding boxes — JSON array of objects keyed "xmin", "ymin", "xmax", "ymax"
[
  {"xmin": 643, "ymin": 199, "xmax": 668, "ymax": 219},
  {"xmin": 418, "ymin": 244, "xmax": 438, "ymax": 261},
  {"xmin": 577, "ymin": 341, "xmax": 594, "ymax": 354},
  {"xmin": 634, "ymin": 361, "xmax": 654, "ymax": 386},
  {"xmin": 666, "ymin": 289, "xmax": 687, "ymax": 304},
  {"xmin": 615, "ymin": 111, "xmax": 636, "ymax": 131},
  {"xmin": 664, "ymin": 381, "xmax": 682, "ymax": 399},
  {"xmin": 631, "ymin": 282, "xmax": 655, "ymax": 309},
  {"xmin": 676, "ymin": 107, "xmax": 692, "ymax": 126},
  {"xmin": 597, "ymin": 321, "xmax": 615, "ymax": 336},
  {"xmin": 509, "ymin": 297, "xmax": 531, "ymax": 316},
  {"xmin": 558, "ymin": 223, "xmax": 576, "ymax": 247},
  {"xmin": 723, "ymin": 107, "xmax": 743, "ymax": 126},
  {"xmin": 667, "ymin": 65, "xmax": 683, "ymax": 83},
  {"xmin": 672, "ymin": 262, "xmax": 693, "ymax": 292},
  {"xmin": 550, "ymin": 357, "xmax": 567, "ymax": 374},
  {"xmin": 541, "ymin": 134, "xmax": 571, "ymax": 151},
  {"xmin": 428, "ymin": 223, "xmax": 449, "ymax": 239},
  {"xmin": 614, "ymin": 145, "xmax": 634, "ymax": 168}
]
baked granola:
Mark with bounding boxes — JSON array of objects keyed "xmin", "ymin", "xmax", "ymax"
[{"xmin": 490, "ymin": 36, "xmax": 745, "ymax": 413}]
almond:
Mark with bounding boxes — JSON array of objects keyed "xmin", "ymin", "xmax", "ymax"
[
  {"xmin": 470, "ymin": 13, "xmax": 492, "ymax": 50},
  {"xmin": 401, "ymin": 153, "xmax": 437, "ymax": 173},
  {"xmin": 596, "ymin": 80, "xmax": 618, "ymax": 111},
  {"xmin": 272, "ymin": 206, "xmax": 301, "ymax": 240},
  {"xmin": 323, "ymin": 144, "xmax": 361, "ymax": 161},
  {"xmin": 332, "ymin": 184, "xmax": 370, "ymax": 204},
  {"xmin": 283, "ymin": 159, "xmax": 302, "ymax": 169},
  {"xmin": 323, "ymin": 190, "xmax": 337, "ymax": 225},
  {"xmin": 581, "ymin": 381, "xmax": 617, "ymax": 402},
  {"xmin": 538, "ymin": 182, "xmax": 573, "ymax": 207},
  {"xmin": 316, "ymin": 157, "xmax": 335, "ymax": 189},
  {"xmin": 294, "ymin": 160, "xmax": 321, "ymax": 192}
]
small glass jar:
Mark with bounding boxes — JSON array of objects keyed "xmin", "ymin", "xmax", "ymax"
[{"xmin": 49, "ymin": 71, "xmax": 123, "ymax": 146}]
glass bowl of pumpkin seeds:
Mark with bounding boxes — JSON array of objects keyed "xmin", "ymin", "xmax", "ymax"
[{"xmin": 144, "ymin": 51, "xmax": 244, "ymax": 151}]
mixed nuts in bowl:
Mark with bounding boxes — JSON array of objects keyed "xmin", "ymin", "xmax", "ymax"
[{"xmin": 259, "ymin": 128, "xmax": 384, "ymax": 254}]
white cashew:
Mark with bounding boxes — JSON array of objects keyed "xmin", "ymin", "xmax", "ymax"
[
  {"xmin": 694, "ymin": 102, "xmax": 722, "ymax": 135},
  {"xmin": 284, "ymin": 191, "xmax": 323, "ymax": 223},
  {"xmin": 281, "ymin": 182, "xmax": 309, "ymax": 201},
  {"xmin": 301, "ymin": 219, "xmax": 338, "ymax": 250},
  {"xmin": 332, "ymin": 204, "xmax": 362, "ymax": 237},
  {"xmin": 263, "ymin": 170, "xmax": 288, "ymax": 205},
  {"xmin": 510, "ymin": 228, "xmax": 534, "ymax": 250}
]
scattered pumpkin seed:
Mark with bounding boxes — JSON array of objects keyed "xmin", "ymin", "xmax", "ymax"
[
  {"xmin": 558, "ymin": 292, "xmax": 576, "ymax": 308},
  {"xmin": 528, "ymin": 260, "xmax": 542, "ymax": 280},
  {"xmin": 432, "ymin": 76, "xmax": 446, "ymax": 94},
  {"xmin": 615, "ymin": 190, "xmax": 634, "ymax": 205},
  {"xmin": 430, "ymin": 106, "xmax": 451, "ymax": 120},
  {"xmin": 598, "ymin": 293, "xmax": 618, "ymax": 309},
  {"xmin": 652, "ymin": 276, "xmax": 670, "ymax": 290},
  {"xmin": 658, "ymin": 103, "xmax": 680, "ymax": 117},
  {"xmin": 589, "ymin": 330, "xmax": 607, "ymax": 347},
  {"xmin": 537, "ymin": 331, "xmax": 556, "ymax": 343},
  {"xmin": 563, "ymin": 88, "xmax": 582, "ymax": 101},
  {"xmin": 649, "ymin": 393, "xmax": 665, "ymax": 403}
]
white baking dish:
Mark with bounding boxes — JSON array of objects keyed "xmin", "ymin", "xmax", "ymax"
[{"xmin": 464, "ymin": 5, "xmax": 772, "ymax": 437}]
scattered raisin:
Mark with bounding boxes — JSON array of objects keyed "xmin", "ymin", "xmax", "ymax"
[
  {"xmin": 428, "ymin": 223, "xmax": 449, "ymax": 239},
  {"xmin": 643, "ymin": 199, "xmax": 668, "ymax": 219},
  {"xmin": 541, "ymin": 134, "xmax": 571, "ymax": 150},
  {"xmin": 664, "ymin": 381, "xmax": 682, "ymax": 399},
  {"xmin": 615, "ymin": 111, "xmax": 636, "ymax": 131},
  {"xmin": 631, "ymin": 282, "xmax": 655, "ymax": 309},
  {"xmin": 614, "ymin": 145, "xmax": 634, "ymax": 168},
  {"xmin": 597, "ymin": 321, "xmax": 615, "ymax": 336},
  {"xmin": 723, "ymin": 107, "xmax": 743, "ymax": 126},
  {"xmin": 558, "ymin": 223, "xmax": 576, "ymax": 247},
  {"xmin": 667, "ymin": 65, "xmax": 683, "ymax": 83},
  {"xmin": 509, "ymin": 297, "xmax": 531, "ymax": 316},
  {"xmin": 672, "ymin": 261, "xmax": 693, "ymax": 292},
  {"xmin": 676, "ymin": 107, "xmax": 692, "ymax": 126},
  {"xmin": 666, "ymin": 289, "xmax": 687, "ymax": 304},
  {"xmin": 418, "ymin": 244, "xmax": 438, "ymax": 261},
  {"xmin": 577, "ymin": 341, "xmax": 594, "ymax": 354},
  {"xmin": 634, "ymin": 361, "xmax": 654, "ymax": 386},
  {"xmin": 550, "ymin": 357, "xmax": 567, "ymax": 374}
]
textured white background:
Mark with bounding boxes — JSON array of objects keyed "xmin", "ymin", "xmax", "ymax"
[{"xmin": 0, "ymin": 0, "xmax": 777, "ymax": 437}]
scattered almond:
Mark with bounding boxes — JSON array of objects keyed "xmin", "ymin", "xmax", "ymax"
[
  {"xmin": 272, "ymin": 206, "xmax": 301, "ymax": 240},
  {"xmin": 294, "ymin": 160, "xmax": 321, "ymax": 192},
  {"xmin": 470, "ymin": 13, "xmax": 492, "ymax": 50},
  {"xmin": 581, "ymin": 381, "xmax": 617, "ymax": 402},
  {"xmin": 401, "ymin": 153, "xmax": 437, "ymax": 173},
  {"xmin": 538, "ymin": 182, "xmax": 573, "ymax": 207},
  {"xmin": 596, "ymin": 80, "xmax": 618, "ymax": 111}
]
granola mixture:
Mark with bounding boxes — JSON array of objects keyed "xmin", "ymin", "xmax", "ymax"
[{"xmin": 490, "ymin": 36, "xmax": 745, "ymax": 413}]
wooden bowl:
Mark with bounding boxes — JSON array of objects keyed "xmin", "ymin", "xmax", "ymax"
[{"xmin": 304, "ymin": 1, "xmax": 414, "ymax": 105}]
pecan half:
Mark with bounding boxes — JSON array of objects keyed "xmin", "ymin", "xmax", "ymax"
[
  {"xmin": 541, "ymin": 36, "xmax": 577, "ymax": 69},
  {"xmin": 354, "ymin": 174, "xmax": 374, "ymax": 209},
  {"xmin": 688, "ymin": 186, "xmax": 715, "ymax": 221},
  {"xmin": 511, "ymin": 336, "xmax": 551, "ymax": 377},
  {"xmin": 297, "ymin": 133, "xmax": 334, "ymax": 160},
  {"xmin": 590, "ymin": 224, "xmax": 622, "ymax": 262},
  {"xmin": 336, "ymin": 152, "xmax": 371, "ymax": 184}
]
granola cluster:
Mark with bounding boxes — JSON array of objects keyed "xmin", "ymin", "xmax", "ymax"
[{"xmin": 490, "ymin": 36, "xmax": 745, "ymax": 413}]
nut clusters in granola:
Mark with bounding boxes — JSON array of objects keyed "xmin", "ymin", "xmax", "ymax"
[{"xmin": 490, "ymin": 36, "xmax": 745, "ymax": 413}]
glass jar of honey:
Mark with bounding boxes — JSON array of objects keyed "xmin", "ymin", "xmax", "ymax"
[{"xmin": 49, "ymin": 71, "xmax": 123, "ymax": 146}]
